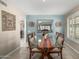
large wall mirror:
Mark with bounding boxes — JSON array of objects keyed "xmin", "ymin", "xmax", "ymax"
[{"xmin": 37, "ymin": 20, "xmax": 53, "ymax": 33}]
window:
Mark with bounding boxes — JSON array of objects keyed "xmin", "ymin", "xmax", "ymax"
[
  {"xmin": 69, "ymin": 18, "xmax": 75, "ymax": 39},
  {"xmin": 75, "ymin": 17, "xmax": 79, "ymax": 39},
  {"xmin": 68, "ymin": 16, "xmax": 79, "ymax": 40}
]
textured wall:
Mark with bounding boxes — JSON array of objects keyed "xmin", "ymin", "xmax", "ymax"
[
  {"xmin": 26, "ymin": 15, "xmax": 64, "ymax": 43},
  {"xmin": 0, "ymin": 3, "xmax": 25, "ymax": 57}
]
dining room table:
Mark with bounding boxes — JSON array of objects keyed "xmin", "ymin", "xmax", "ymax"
[
  {"xmin": 37, "ymin": 38, "xmax": 54, "ymax": 59},
  {"xmin": 38, "ymin": 47, "xmax": 54, "ymax": 59}
]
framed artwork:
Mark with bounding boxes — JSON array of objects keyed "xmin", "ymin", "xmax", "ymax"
[
  {"xmin": 1, "ymin": 10, "xmax": 16, "ymax": 31},
  {"xmin": 37, "ymin": 20, "xmax": 53, "ymax": 33},
  {"xmin": 29, "ymin": 21, "xmax": 35, "ymax": 27},
  {"xmin": 55, "ymin": 20, "xmax": 62, "ymax": 27}
]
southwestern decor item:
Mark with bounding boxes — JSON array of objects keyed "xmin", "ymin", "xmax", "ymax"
[
  {"xmin": 1, "ymin": 10, "xmax": 16, "ymax": 31},
  {"xmin": 55, "ymin": 20, "xmax": 62, "ymax": 27},
  {"xmin": 29, "ymin": 21, "xmax": 35, "ymax": 27}
]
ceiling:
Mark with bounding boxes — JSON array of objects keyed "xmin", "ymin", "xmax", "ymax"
[{"xmin": 7, "ymin": 0, "xmax": 79, "ymax": 15}]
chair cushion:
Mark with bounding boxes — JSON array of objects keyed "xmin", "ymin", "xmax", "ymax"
[
  {"xmin": 58, "ymin": 37, "xmax": 63, "ymax": 44},
  {"xmin": 32, "ymin": 48, "xmax": 40, "ymax": 51},
  {"xmin": 55, "ymin": 37, "xmax": 63, "ymax": 47},
  {"xmin": 50, "ymin": 48, "xmax": 60, "ymax": 52},
  {"xmin": 30, "ymin": 38, "xmax": 37, "ymax": 48}
]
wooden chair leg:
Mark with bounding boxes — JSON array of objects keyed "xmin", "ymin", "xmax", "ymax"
[
  {"xmin": 31, "ymin": 52, "xmax": 33, "ymax": 56},
  {"xmin": 60, "ymin": 52, "xmax": 62, "ymax": 59},
  {"xmin": 58, "ymin": 53, "xmax": 60, "ymax": 56},
  {"xmin": 29, "ymin": 53, "xmax": 31, "ymax": 59},
  {"xmin": 40, "ymin": 54, "xmax": 44, "ymax": 59}
]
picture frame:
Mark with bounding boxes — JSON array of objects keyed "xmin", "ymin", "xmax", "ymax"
[
  {"xmin": 37, "ymin": 20, "xmax": 53, "ymax": 33},
  {"xmin": 55, "ymin": 20, "xmax": 62, "ymax": 27},
  {"xmin": 1, "ymin": 10, "xmax": 16, "ymax": 31},
  {"xmin": 29, "ymin": 21, "xmax": 35, "ymax": 27}
]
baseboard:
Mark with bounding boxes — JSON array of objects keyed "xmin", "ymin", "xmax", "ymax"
[
  {"xmin": 65, "ymin": 42, "xmax": 79, "ymax": 55},
  {"xmin": 67, "ymin": 38, "xmax": 79, "ymax": 45},
  {"xmin": 1, "ymin": 47, "xmax": 20, "ymax": 59}
]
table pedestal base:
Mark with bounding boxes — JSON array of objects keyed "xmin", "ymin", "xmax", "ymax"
[{"xmin": 40, "ymin": 53, "xmax": 53, "ymax": 59}]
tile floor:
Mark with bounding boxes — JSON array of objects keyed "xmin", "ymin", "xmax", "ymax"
[{"xmin": 2, "ymin": 43, "xmax": 79, "ymax": 59}]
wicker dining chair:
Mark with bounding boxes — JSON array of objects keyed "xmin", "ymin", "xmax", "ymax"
[
  {"xmin": 27, "ymin": 33, "xmax": 41, "ymax": 59},
  {"xmin": 49, "ymin": 33, "xmax": 64, "ymax": 59}
]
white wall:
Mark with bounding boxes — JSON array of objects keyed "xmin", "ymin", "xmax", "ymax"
[{"xmin": 0, "ymin": 2, "xmax": 26, "ymax": 56}]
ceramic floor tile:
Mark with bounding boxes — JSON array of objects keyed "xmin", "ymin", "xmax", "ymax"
[{"xmin": 2, "ymin": 44, "xmax": 79, "ymax": 59}]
